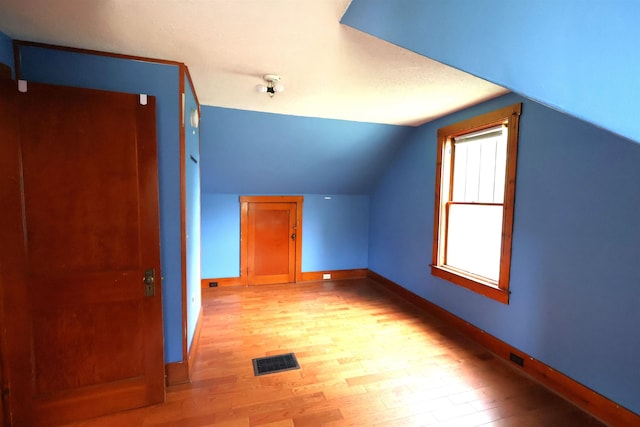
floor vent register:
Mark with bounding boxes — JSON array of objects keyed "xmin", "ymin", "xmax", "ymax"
[{"xmin": 252, "ymin": 353, "xmax": 300, "ymax": 376}]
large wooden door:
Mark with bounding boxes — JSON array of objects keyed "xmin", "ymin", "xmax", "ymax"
[
  {"xmin": 0, "ymin": 80, "xmax": 165, "ymax": 425},
  {"xmin": 240, "ymin": 196, "xmax": 303, "ymax": 285}
]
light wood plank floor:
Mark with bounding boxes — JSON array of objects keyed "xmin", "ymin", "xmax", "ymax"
[{"xmin": 65, "ymin": 279, "xmax": 605, "ymax": 427}]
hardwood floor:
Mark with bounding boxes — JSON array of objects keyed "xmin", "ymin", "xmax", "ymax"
[{"xmin": 64, "ymin": 279, "xmax": 605, "ymax": 427}]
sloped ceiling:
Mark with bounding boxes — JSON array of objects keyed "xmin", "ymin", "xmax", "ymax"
[
  {"xmin": 0, "ymin": 0, "xmax": 507, "ymax": 126},
  {"xmin": 342, "ymin": 0, "xmax": 640, "ymax": 142},
  {"xmin": 200, "ymin": 106, "xmax": 415, "ymax": 194}
]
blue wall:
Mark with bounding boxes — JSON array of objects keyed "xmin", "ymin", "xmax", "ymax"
[
  {"xmin": 342, "ymin": 0, "xmax": 640, "ymax": 144},
  {"xmin": 200, "ymin": 106, "xmax": 412, "ymax": 195},
  {"xmin": 201, "ymin": 193, "xmax": 369, "ymax": 279},
  {"xmin": 302, "ymin": 194, "xmax": 368, "ymax": 272},
  {"xmin": 184, "ymin": 74, "xmax": 201, "ymax": 352},
  {"xmin": 0, "ymin": 31, "xmax": 13, "ymax": 76},
  {"xmin": 201, "ymin": 194, "xmax": 240, "ymax": 279},
  {"xmin": 199, "ymin": 106, "xmax": 404, "ymax": 279},
  {"xmin": 17, "ymin": 45, "xmax": 185, "ymax": 363},
  {"xmin": 368, "ymin": 93, "xmax": 640, "ymax": 414}
]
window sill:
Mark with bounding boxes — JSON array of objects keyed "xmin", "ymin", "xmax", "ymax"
[{"xmin": 431, "ymin": 265, "xmax": 510, "ymax": 304}]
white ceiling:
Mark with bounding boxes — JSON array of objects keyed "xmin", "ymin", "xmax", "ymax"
[{"xmin": 0, "ymin": 0, "xmax": 508, "ymax": 126}]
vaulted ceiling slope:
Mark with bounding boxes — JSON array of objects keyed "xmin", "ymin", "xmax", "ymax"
[
  {"xmin": 0, "ymin": 0, "xmax": 507, "ymax": 126},
  {"xmin": 342, "ymin": 0, "xmax": 640, "ymax": 143},
  {"xmin": 200, "ymin": 106, "xmax": 415, "ymax": 195}
]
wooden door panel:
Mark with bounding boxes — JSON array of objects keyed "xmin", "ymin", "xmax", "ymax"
[
  {"xmin": 252, "ymin": 204, "xmax": 293, "ymax": 276},
  {"xmin": 32, "ymin": 301, "xmax": 143, "ymax": 394},
  {"xmin": 0, "ymin": 80, "xmax": 164, "ymax": 426},
  {"xmin": 241, "ymin": 197, "xmax": 302, "ymax": 286},
  {"xmin": 20, "ymin": 82, "xmax": 141, "ymax": 275},
  {"xmin": 249, "ymin": 203, "xmax": 295, "ymax": 284}
]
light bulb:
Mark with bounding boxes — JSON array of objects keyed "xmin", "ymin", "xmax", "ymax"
[
  {"xmin": 273, "ymin": 83, "xmax": 284, "ymax": 93},
  {"xmin": 256, "ymin": 84, "xmax": 268, "ymax": 93}
]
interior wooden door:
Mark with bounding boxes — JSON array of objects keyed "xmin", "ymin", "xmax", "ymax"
[
  {"xmin": 0, "ymin": 80, "xmax": 165, "ymax": 425},
  {"xmin": 241, "ymin": 196, "xmax": 303, "ymax": 285}
]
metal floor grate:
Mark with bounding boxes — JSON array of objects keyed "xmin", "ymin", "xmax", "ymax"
[{"xmin": 252, "ymin": 353, "xmax": 300, "ymax": 376}]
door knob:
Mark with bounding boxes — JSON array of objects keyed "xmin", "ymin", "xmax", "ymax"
[{"xmin": 143, "ymin": 268, "xmax": 156, "ymax": 297}]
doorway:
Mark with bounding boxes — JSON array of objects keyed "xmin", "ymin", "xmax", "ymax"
[{"xmin": 240, "ymin": 196, "xmax": 303, "ymax": 285}]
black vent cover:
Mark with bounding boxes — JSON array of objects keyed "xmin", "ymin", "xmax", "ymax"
[{"xmin": 252, "ymin": 353, "xmax": 300, "ymax": 376}]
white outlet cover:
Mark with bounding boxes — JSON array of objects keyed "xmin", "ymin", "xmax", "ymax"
[{"xmin": 323, "ymin": 273, "xmax": 331, "ymax": 279}]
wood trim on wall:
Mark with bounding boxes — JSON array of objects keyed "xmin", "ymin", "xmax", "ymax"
[
  {"xmin": 179, "ymin": 63, "xmax": 202, "ymax": 368},
  {"xmin": 367, "ymin": 270, "xmax": 639, "ymax": 427},
  {"xmin": 202, "ymin": 269, "xmax": 368, "ymax": 288},
  {"xmin": 201, "ymin": 277, "xmax": 244, "ymax": 289},
  {"xmin": 187, "ymin": 307, "xmax": 203, "ymax": 378},
  {"xmin": 183, "ymin": 65, "xmax": 201, "ymax": 110},
  {"xmin": 240, "ymin": 200, "xmax": 249, "ymax": 285},
  {"xmin": 165, "ymin": 306, "xmax": 203, "ymax": 386},
  {"xmin": 178, "ymin": 64, "xmax": 188, "ymax": 364},
  {"xmin": 13, "ymin": 40, "xmax": 183, "ymax": 69},
  {"xmin": 299, "ymin": 269, "xmax": 368, "ymax": 282}
]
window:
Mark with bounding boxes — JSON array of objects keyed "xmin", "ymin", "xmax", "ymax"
[{"xmin": 431, "ymin": 103, "xmax": 522, "ymax": 304}]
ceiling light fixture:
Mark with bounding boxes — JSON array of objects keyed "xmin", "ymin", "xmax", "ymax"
[{"xmin": 256, "ymin": 74, "xmax": 284, "ymax": 98}]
